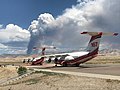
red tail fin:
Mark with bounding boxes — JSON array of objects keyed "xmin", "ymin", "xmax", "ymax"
[
  {"xmin": 81, "ymin": 32, "xmax": 118, "ymax": 54},
  {"xmin": 42, "ymin": 47, "xmax": 46, "ymax": 55}
]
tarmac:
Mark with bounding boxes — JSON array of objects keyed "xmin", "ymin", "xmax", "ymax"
[{"xmin": 28, "ymin": 63, "xmax": 120, "ymax": 81}]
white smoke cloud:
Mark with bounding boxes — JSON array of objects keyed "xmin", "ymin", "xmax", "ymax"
[{"xmin": 27, "ymin": 0, "xmax": 120, "ymax": 54}]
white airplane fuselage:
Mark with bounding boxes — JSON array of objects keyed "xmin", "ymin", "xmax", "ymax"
[{"xmin": 55, "ymin": 51, "xmax": 96, "ymax": 66}]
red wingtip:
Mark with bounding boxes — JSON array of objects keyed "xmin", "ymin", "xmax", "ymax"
[
  {"xmin": 99, "ymin": 32, "xmax": 103, "ymax": 35},
  {"xmin": 33, "ymin": 47, "xmax": 37, "ymax": 49},
  {"xmin": 113, "ymin": 33, "xmax": 118, "ymax": 36},
  {"xmin": 42, "ymin": 47, "xmax": 46, "ymax": 51},
  {"xmin": 81, "ymin": 32, "xmax": 87, "ymax": 34}
]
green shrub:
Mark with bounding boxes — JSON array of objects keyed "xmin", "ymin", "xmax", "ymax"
[{"xmin": 17, "ymin": 67, "xmax": 27, "ymax": 76}]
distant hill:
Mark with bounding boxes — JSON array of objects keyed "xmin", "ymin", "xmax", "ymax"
[
  {"xmin": 0, "ymin": 49, "xmax": 120, "ymax": 58},
  {"xmin": 0, "ymin": 54, "xmax": 29, "ymax": 58},
  {"xmin": 99, "ymin": 49, "xmax": 120, "ymax": 56}
]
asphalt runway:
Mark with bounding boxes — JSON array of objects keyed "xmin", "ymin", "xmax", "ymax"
[
  {"xmin": 4, "ymin": 62, "xmax": 119, "ymax": 76},
  {"xmin": 45, "ymin": 64, "xmax": 120, "ymax": 76}
]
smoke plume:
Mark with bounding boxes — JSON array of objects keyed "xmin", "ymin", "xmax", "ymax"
[{"xmin": 27, "ymin": 0, "xmax": 120, "ymax": 54}]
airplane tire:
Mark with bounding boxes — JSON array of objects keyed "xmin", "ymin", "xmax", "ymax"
[
  {"xmin": 62, "ymin": 62, "xmax": 67, "ymax": 67},
  {"xmin": 75, "ymin": 63, "xmax": 80, "ymax": 67},
  {"xmin": 40, "ymin": 63, "xmax": 43, "ymax": 65}
]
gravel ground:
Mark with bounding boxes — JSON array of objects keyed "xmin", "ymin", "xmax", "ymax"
[{"xmin": 0, "ymin": 72, "xmax": 120, "ymax": 90}]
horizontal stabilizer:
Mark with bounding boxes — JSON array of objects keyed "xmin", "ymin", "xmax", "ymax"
[
  {"xmin": 81, "ymin": 32, "xmax": 118, "ymax": 36},
  {"xmin": 33, "ymin": 46, "xmax": 56, "ymax": 50}
]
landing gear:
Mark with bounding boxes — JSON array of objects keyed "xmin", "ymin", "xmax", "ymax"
[
  {"xmin": 39, "ymin": 63, "xmax": 43, "ymax": 65},
  {"xmin": 55, "ymin": 64, "xmax": 57, "ymax": 67},
  {"xmin": 75, "ymin": 63, "xmax": 80, "ymax": 67},
  {"xmin": 22, "ymin": 59, "xmax": 26, "ymax": 63},
  {"xmin": 54, "ymin": 58, "xmax": 58, "ymax": 67},
  {"xmin": 62, "ymin": 62, "xmax": 68, "ymax": 67}
]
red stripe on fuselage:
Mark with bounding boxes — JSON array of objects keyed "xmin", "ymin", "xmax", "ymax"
[
  {"xmin": 58, "ymin": 48, "xmax": 98, "ymax": 65},
  {"xmin": 32, "ymin": 57, "xmax": 44, "ymax": 65},
  {"xmin": 32, "ymin": 48, "xmax": 46, "ymax": 65}
]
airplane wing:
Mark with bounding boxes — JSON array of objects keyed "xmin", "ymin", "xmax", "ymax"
[{"xmin": 37, "ymin": 53, "xmax": 69, "ymax": 58}]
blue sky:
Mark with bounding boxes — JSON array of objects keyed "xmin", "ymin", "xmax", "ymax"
[{"xmin": 0, "ymin": 0, "xmax": 77, "ymax": 29}]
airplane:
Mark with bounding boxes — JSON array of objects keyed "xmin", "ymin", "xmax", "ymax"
[
  {"xmin": 29, "ymin": 31, "xmax": 118, "ymax": 66},
  {"xmin": 30, "ymin": 46, "xmax": 56, "ymax": 65}
]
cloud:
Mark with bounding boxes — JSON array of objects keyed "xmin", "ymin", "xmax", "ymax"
[
  {"xmin": 0, "ymin": 24, "xmax": 30, "ymax": 54},
  {"xmin": 0, "ymin": 46, "xmax": 27, "ymax": 54},
  {"xmin": 0, "ymin": 24, "xmax": 30, "ymax": 43},
  {"xmin": 27, "ymin": 0, "xmax": 120, "ymax": 54},
  {"xmin": 0, "ymin": 24, "xmax": 3, "ymax": 29},
  {"xmin": 0, "ymin": 43, "xmax": 8, "ymax": 48}
]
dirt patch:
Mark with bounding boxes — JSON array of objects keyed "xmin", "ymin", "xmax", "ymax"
[{"xmin": 0, "ymin": 66, "xmax": 17, "ymax": 79}]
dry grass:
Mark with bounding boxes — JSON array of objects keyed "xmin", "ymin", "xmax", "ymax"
[
  {"xmin": 0, "ymin": 66, "xmax": 17, "ymax": 79},
  {"xmin": 0, "ymin": 72, "xmax": 120, "ymax": 90},
  {"xmin": 85, "ymin": 55, "xmax": 120, "ymax": 64}
]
